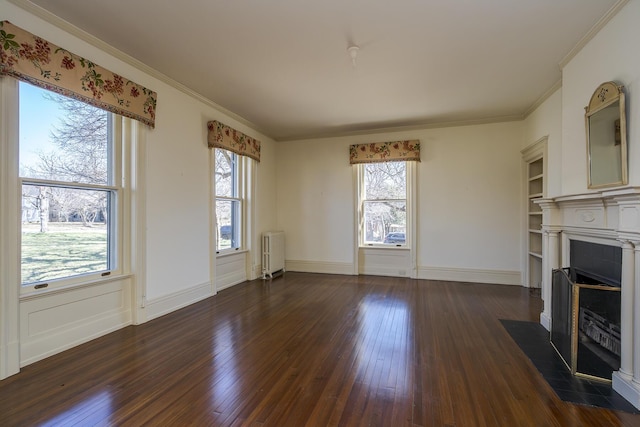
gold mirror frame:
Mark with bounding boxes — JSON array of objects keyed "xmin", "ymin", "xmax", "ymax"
[{"xmin": 585, "ymin": 81, "xmax": 627, "ymax": 189}]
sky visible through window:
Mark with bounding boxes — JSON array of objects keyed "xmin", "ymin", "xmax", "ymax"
[
  {"xmin": 19, "ymin": 82, "xmax": 111, "ymax": 285},
  {"xmin": 19, "ymin": 82, "xmax": 64, "ymax": 171}
]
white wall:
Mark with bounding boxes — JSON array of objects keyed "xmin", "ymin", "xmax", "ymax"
[
  {"xmin": 523, "ymin": 88, "xmax": 562, "ymax": 198},
  {"xmin": 561, "ymin": 0, "xmax": 640, "ymax": 195},
  {"xmin": 276, "ymin": 138, "xmax": 355, "ymax": 273},
  {"xmin": 254, "ymin": 131, "xmax": 278, "ymax": 275},
  {"xmin": 417, "ymin": 123, "xmax": 522, "ymax": 280},
  {"xmin": 278, "ymin": 122, "xmax": 524, "ymax": 284},
  {"xmin": 144, "ymin": 89, "xmax": 211, "ymax": 302},
  {"xmin": 144, "ymin": 88, "xmax": 277, "ymax": 305}
]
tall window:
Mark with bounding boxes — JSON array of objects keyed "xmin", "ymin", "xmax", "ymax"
[
  {"xmin": 215, "ymin": 148, "xmax": 242, "ymax": 251},
  {"xmin": 361, "ymin": 161, "xmax": 407, "ymax": 246},
  {"xmin": 19, "ymin": 82, "xmax": 120, "ymax": 287}
]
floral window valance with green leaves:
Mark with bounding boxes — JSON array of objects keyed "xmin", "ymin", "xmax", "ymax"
[
  {"xmin": 207, "ymin": 120, "xmax": 261, "ymax": 162},
  {"xmin": 349, "ymin": 140, "xmax": 420, "ymax": 164},
  {"xmin": 0, "ymin": 21, "xmax": 157, "ymax": 128}
]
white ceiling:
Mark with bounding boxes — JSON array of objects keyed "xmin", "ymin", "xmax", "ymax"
[{"xmin": 27, "ymin": 0, "xmax": 619, "ymax": 140}]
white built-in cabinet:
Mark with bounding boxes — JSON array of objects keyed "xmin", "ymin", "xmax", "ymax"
[{"xmin": 521, "ymin": 137, "xmax": 547, "ymax": 288}]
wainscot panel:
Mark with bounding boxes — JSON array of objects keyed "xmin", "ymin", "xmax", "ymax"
[
  {"xmin": 19, "ymin": 277, "xmax": 132, "ymax": 366},
  {"xmin": 215, "ymin": 251, "xmax": 247, "ymax": 291}
]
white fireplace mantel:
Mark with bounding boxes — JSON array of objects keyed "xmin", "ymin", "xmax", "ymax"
[{"xmin": 536, "ymin": 186, "xmax": 640, "ymax": 409}]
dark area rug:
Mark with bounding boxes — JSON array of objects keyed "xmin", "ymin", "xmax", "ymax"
[{"xmin": 501, "ymin": 319, "xmax": 639, "ymax": 414}]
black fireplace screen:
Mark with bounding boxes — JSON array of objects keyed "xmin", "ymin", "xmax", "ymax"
[
  {"xmin": 551, "ymin": 267, "xmax": 621, "ymax": 381},
  {"xmin": 551, "ymin": 268, "xmax": 573, "ymax": 371}
]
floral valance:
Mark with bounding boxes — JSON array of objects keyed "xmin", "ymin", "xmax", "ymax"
[
  {"xmin": 207, "ymin": 120, "xmax": 261, "ymax": 162},
  {"xmin": 0, "ymin": 21, "xmax": 157, "ymax": 128},
  {"xmin": 349, "ymin": 140, "xmax": 420, "ymax": 164}
]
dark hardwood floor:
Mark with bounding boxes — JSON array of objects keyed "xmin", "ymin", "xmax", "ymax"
[{"xmin": 1, "ymin": 272, "xmax": 638, "ymax": 426}]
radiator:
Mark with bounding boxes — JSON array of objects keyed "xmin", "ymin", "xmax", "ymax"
[{"xmin": 262, "ymin": 231, "xmax": 285, "ymax": 279}]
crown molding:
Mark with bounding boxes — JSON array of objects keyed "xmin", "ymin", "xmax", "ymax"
[
  {"xmin": 276, "ymin": 114, "xmax": 525, "ymax": 142},
  {"xmin": 523, "ymin": 79, "xmax": 562, "ymax": 119},
  {"xmin": 559, "ymin": 0, "xmax": 630, "ymax": 70},
  {"xmin": 6, "ymin": 0, "xmax": 271, "ymax": 140}
]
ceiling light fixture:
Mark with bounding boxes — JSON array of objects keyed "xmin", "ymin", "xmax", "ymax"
[{"xmin": 347, "ymin": 45, "xmax": 359, "ymax": 67}]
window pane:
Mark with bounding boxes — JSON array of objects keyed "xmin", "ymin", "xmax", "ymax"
[
  {"xmin": 215, "ymin": 149, "xmax": 236, "ymax": 197},
  {"xmin": 21, "ymin": 185, "xmax": 112, "ymax": 284},
  {"xmin": 216, "ymin": 199, "xmax": 241, "ymax": 250},
  {"xmin": 19, "ymin": 82, "xmax": 110, "ymax": 185},
  {"xmin": 363, "ymin": 201, "xmax": 406, "ymax": 244},
  {"xmin": 364, "ymin": 161, "xmax": 406, "ymax": 200}
]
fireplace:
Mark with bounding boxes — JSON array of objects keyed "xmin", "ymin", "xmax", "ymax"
[
  {"xmin": 537, "ymin": 188, "xmax": 640, "ymax": 408},
  {"xmin": 551, "ymin": 262, "xmax": 621, "ymax": 381},
  {"xmin": 570, "ymin": 239, "xmax": 622, "ymax": 379}
]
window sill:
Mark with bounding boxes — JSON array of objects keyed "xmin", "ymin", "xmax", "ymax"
[
  {"xmin": 20, "ymin": 272, "xmax": 132, "ymax": 301},
  {"xmin": 360, "ymin": 245, "xmax": 410, "ymax": 250},
  {"xmin": 216, "ymin": 248, "xmax": 248, "ymax": 258}
]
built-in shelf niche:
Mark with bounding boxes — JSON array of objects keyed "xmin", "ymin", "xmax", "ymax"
[
  {"xmin": 529, "ymin": 214, "xmax": 543, "ymax": 230},
  {"xmin": 522, "ymin": 138, "xmax": 547, "ymax": 288}
]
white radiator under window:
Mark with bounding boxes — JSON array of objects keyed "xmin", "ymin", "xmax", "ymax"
[{"xmin": 262, "ymin": 231, "xmax": 285, "ymax": 279}]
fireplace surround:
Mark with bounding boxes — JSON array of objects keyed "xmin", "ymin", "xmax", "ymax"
[{"xmin": 537, "ymin": 187, "xmax": 640, "ymax": 409}]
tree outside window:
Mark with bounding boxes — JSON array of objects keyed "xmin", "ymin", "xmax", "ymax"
[
  {"xmin": 362, "ymin": 161, "xmax": 407, "ymax": 245},
  {"xmin": 19, "ymin": 82, "xmax": 118, "ymax": 285}
]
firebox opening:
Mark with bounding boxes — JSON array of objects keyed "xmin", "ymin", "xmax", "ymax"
[{"xmin": 550, "ymin": 240, "xmax": 622, "ymax": 381}]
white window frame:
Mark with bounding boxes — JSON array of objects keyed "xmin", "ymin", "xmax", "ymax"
[
  {"xmin": 17, "ymin": 82, "xmax": 127, "ymax": 293},
  {"xmin": 1, "ymin": 77, "xmax": 144, "ymax": 379},
  {"xmin": 357, "ymin": 160, "xmax": 415, "ymax": 249},
  {"xmin": 213, "ymin": 148, "xmax": 246, "ymax": 254}
]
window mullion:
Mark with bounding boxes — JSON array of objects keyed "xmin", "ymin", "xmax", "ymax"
[
  {"xmin": 20, "ymin": 177, "xmax": 118, "ymax": 192},
  {"xmin": 363, "ymin": 198, "xmax": 406, "ymax": 203},
  {"xmin": 216, "ymin": 196, "xmax": 242, "ymax": 203}
]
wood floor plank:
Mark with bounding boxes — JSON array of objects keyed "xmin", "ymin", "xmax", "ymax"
[{"xmin": 0, "ymin": 273, "xmax": 638, "ymax": 426}]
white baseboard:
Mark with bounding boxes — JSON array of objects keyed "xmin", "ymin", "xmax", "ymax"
[
  {"xmin": 540, "ymin": 312, "xmax": 551, "ymax": 331},
  {"xmin": 0, "ymin": 339, "xmax": 20, "ymax": 379},
  {"xmin": 285, "ymin": 260, "xmax": 354, "ymax": 275},
  {"xmin": 612, "ymin": 371, "xmax": 640, "ymax": 409},
  {"xmin": 251, "ymin": 264, "xmax": 262, "ymax": 280},
  {"xmin": 360, "ymin": 265, "xmax": 413, "ymax": 278},
  {"xmin": 284, "ymin": 262, "xmax": 519, "ymax": 284},
  {"xmin": 146, "ymin": 281, "xmax": 213, "ymax": 321},
  {"xmin": 417, "ymin": 266, "xmax": 521, "ymax": 286},
  {"xmin": 216, "ymin": 273, "xmax": 246, "ymax": 291}
]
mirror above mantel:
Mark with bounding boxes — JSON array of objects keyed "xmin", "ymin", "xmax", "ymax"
[{"xmin": 585, "ymin": 81, "xmax": 627, "ymax": 189}]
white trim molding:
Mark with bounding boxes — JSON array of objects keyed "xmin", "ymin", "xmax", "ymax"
[
  {"xmin": 146, "ymin": 281, "xmax": 213, "ymax": 321},
  {"xmin": 417, "ymin": 266, "xmax": 521, "ymax": 286},
  {"xmin": 286, "ymin": 260, "xmax": 355, "ymax": 276},
  {"xmin": 559, "ymin": 0, "xmax": 631, "ymax": 69},
  {"xmin": 0, "ymin": 77, "xmax": 20, "ymax": 379}
]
